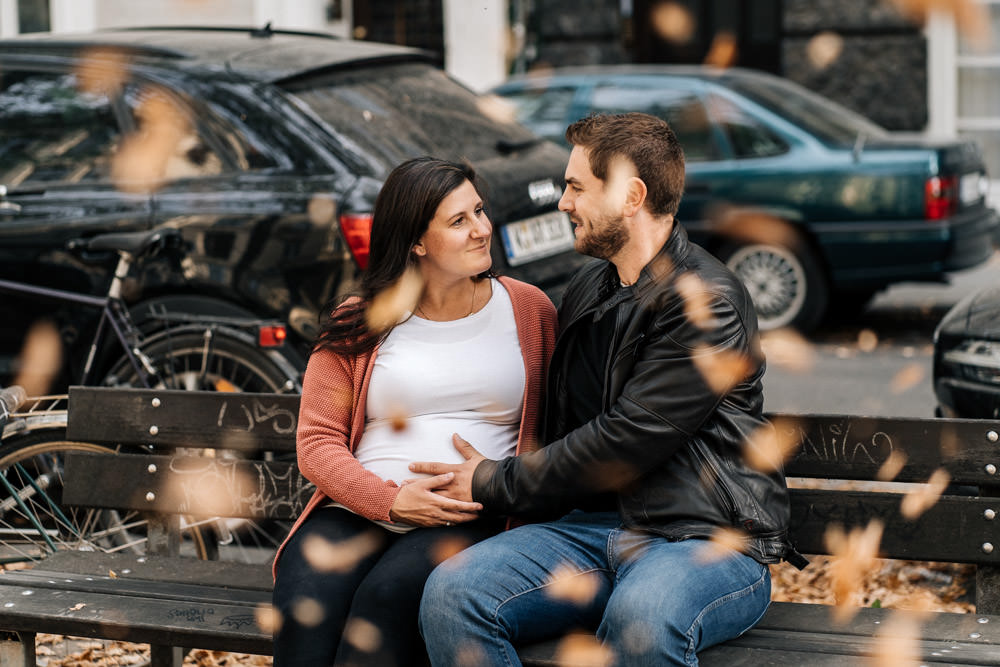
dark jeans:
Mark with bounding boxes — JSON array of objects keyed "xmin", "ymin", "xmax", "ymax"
[{"xmin": 272, "ymin": 505, "xmax": 501, "ymax": 667}]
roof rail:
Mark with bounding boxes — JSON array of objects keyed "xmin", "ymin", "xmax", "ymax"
[{"xmin": 113, "ymin": 24, "xmax": 342, "ymax": 41}]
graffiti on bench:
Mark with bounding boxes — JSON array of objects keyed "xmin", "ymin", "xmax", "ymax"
[
  {"xmin": 164, "ymin": 455, "xmax": 313, "ymax": 519},
  {"xmin": 214, "ymin": 397, "xmax": 297, "ymax": 436}
]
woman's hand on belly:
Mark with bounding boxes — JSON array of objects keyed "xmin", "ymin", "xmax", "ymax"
[{"xmin": 388, "ymin": 472, "xmax": 484, "ymax": 527}]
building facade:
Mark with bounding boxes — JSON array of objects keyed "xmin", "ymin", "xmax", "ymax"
[{"xmin": 0, "ymin": 0, "xmax": 997, "ymax": 196}]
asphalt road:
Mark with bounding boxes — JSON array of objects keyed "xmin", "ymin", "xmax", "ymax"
[{"xmin": 762, "ymin": 250, "xmax": 1000, "ymax": 418}]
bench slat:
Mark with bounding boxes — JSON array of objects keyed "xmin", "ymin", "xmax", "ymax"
[
  {"xmin": 0, "ymin": 569, "xmax": 269, "ymax": 608},
  {"xmin": 787, "ymin": 488, "xmax": 1000, "ymax": 564},
  {"xmin": 65, "ymin": 387, "xmax": 1000, "ymax": 486},
  {"xmin": 0, "ymin": 585, "xmax": 271, "ymax": 655},
  {"xmin": 778, "ymin": 414, "xmax": 1000, "ymax": 485},
  {"xmin": 67, "ymin": 387, "xmax": 299, "ymax": 454},
  {"xmin": 63, "ymin": 451, "xmax": 314, "ymax": 520}
]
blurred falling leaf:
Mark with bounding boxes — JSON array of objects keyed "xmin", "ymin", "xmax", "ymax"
[
  {"xmin": 806, "ymin": 31, "xmax": 844, "ymax": 70},
  {"xmin": 255, "ymin": 603, "xmax": 282, "ymax": 634},
  {"xmin": 824, "ymin": 520, "xmax": 884, "ymax": 623},
  {"xmin": 389, "ymin": 406, "xmax": 409, "ymax": 433},
  {"xmin": 112, "ymin": 88, "xmax": 191, "ymax": 193},
  {"xmin": 890, "ymin": 363, "xmax": 924, "ymax": 394},
  {"xmin": 857, "ymin": 329, "xmax": 878, "ymax": 353},
  {"xmin": 302, "ymin": 530, "xmax": 383, "ymax": 573},
  {"xmin": 307, "ymin": 195, "xmax": 337, "ymax": 225},
  {"xmin": 696, "ymin": 526, "xmax": 748, "ymax": 564},
  {"xmin": 547, "ymin": 564, "xmax": 602, "ymax": 605},
  {"xmin": 650, "ymin": 2, "xmax": 696, "ymax": 44},
  {"xmin": 900, "ymin": 469, "xmax": 950, "ymax": 519},
  {"xmin": 290, "ymin": 596, "xmax": 325, "ymax": 627},
  {"xmin": 704, "ymin": 31, "xmax": 738, "ymax": 68},
  {"xmin": 871, "ymin": 611, "xmax": 922, "ymax": 667},
  {"xmin": 430, "ymin": 535, "xmax": 474, "ymax": 568},
  {"xmin": 676, "ymin": 273, "xmax": 714, "ymax": 329},
  {"xmin": 876, "ymin": 450, "xmax": 907, "ymax": 482},
  {"xmin": 888, "ymin": 0, "xmax": 991, "ymax": 50},
  {"xmin": 476, "ymin": 94, "xmax": 518, "ymax": 124},
  {"xmin": 366, "ymin": 266, "xmax": 424, "ymax": 333},
  {"xmin": 453, "ymin": 642, "xmax": 488, "ymax": 667},
  {"xmin": 75, "ymin": 47, "xmax": 129, "ymax": 97},
  {"xmin": 13, "ymin": 319, "xmax": 62, "ymax": 396},
  {"xmin": 343, "ymin": 617, "xmax": 382, "ymax": 653},
  {"xmin": 744, "ymin": 417, "xmax": 802, "ymax": 473},
  {"xmin": 554, "ymin": 633, "xmax": 614, "ymax": 667},
  {"xmin": 712, "ymin": 207, "xmax": 800, "ymax": 248},
  {"xmin": 760, "ymin": 327, "xmax": 815, "ymax": 373},
  {"xmin": 691, "ymin": 344, "xmax": 752, "ymax": 395},
  {"xmin": 939, "ymin": 425, "xmax": 960, "ymax": 460}
]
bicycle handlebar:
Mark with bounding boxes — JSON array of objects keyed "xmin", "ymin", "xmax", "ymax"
[{"xmin": 0, "ymin": 385, "xmax": 27, "ymax": 425}]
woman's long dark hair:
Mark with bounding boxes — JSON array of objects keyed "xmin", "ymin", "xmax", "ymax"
[{"xmin": 313, "ymin": 157, "xmax": 487, "ymax": 356}]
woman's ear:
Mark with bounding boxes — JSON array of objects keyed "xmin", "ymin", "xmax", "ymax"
[{"xmin": 412, "ymin": 242, "xmax": 426, "ymax": 257}]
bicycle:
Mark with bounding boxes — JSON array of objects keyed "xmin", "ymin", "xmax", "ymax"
[
  {"xmin": 0, "ymin": 382, "xmax": 297, "ymax": 565},
  {"xmin": 0, "ymin": 228, "xmax": 305, "ymax": 565},
  {"xmin": 0, "ymin": 226, "xmax": 302, "ymax": 396}
]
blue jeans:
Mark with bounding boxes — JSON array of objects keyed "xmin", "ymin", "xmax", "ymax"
[{"xmin": 419, "ymin": 511, "xmax": 770, "ymax": 666}]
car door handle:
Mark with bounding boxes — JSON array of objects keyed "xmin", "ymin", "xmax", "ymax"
[{"xmin": 0, "ymin": 202, "xmax": 21, "ymax": 214}]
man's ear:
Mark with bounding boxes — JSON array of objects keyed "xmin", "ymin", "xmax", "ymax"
[{"xmin": 623, "ymin": 177, "xmax": 647, "ymax": 217}]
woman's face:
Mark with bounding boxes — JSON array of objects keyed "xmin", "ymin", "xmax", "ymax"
[{"xmin": 413, "ymin": 179, "xmax": 493, "ymax": 282}]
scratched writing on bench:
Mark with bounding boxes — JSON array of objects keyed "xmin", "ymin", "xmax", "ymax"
[
  {"xmin": 777, "ymin": 417, "xmax": 895, "ymax": 464},
  {"xmin": 167, "ymin": 457, "xmax": 314, "ymax": 517},
  {"xmin": 168, "ymin": 607, "xmax": 214, "ymax": 623},
  {"xmin": 215, "ymin": 397, "xmax": 297, "ymax": 435}
]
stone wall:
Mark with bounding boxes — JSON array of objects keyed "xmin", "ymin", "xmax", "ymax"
[
  {"xmin": 782, "ymin": 0, "xmax": 927, "ymax": 131},
  {"xmin": 529, "ymin": 0, "xmax": 627, "ymax": 68},
  {"xmin": 525, "ymin": 0, "xmax": 928, "ymax": 130}
]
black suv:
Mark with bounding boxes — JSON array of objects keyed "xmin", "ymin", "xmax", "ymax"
[{"xmin": 0, "ymin": 26, "xmax": 583, "ymax": 384}]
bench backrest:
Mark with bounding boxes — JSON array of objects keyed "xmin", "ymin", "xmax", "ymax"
[{"xmin": 62, "ymin": 386, "xmax": 1000, "ymax": 565}]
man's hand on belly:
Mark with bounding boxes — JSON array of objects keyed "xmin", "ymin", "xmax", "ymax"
[{"xmin": 409, "ymin": 434, "xmax": 485, "ymax": 503}]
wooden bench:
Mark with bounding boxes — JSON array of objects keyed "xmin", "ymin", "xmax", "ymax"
[{"xmin": 2, "ymin": 386, "xmax": 1000, "ymax": 665}]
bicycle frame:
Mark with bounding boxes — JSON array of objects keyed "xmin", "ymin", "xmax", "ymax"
[{"xmin": 0, "ymin": 277, "xmax": 159, "ymax": 388}]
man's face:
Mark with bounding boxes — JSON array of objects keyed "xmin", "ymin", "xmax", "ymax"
[{"xmin": 558, "ymin": 146, "xmax": 628, "ymax": 260}]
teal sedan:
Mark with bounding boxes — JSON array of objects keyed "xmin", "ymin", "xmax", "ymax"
[{"xmin": 491, "ymin": 66, "xmax": 999, "ymax": 332}]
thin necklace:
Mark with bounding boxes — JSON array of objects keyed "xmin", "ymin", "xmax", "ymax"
[{"xmin": 416, "ymin": 279, "xmax": 478, "ymax": 320}]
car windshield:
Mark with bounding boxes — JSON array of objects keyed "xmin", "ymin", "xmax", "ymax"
[
  {"xmin": 723, "ymin": 72, "xmax": 888, "ymax": 147},
  {"xmin": 282, "ymin": 62, "xmax": 538, "ymax": 175}
]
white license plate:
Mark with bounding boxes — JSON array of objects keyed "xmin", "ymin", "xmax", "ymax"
[
  {"xmin": 960, "ymin": 173, "xmax": 982, "ymax": 205},
  {"xmin": 500, "ymin": 211, "xmax": 575, "ymax": 266}
]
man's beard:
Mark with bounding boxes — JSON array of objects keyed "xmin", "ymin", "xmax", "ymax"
[{"xmin": 576, "ymin": 213, "xmax": 628, "ymax": 260}]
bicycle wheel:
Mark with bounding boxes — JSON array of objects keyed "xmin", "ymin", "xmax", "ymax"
[
  {"xmin": 0, "ymin": 429, "xmax": 212, "ymax": 566},
  {"xmin": 104, "ymin": 329, "xmax": 300, "ymax": 393},
  {"xmin": 101, "ymin": 331, "xmax": 296, "ymax": 562}
]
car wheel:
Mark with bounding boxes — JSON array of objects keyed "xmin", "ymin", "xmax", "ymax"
[{"xmin": 720, "ymin": 239, "xmax": 827, "ymax": 332}]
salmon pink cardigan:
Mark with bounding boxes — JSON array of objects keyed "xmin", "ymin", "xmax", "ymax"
[{"xmin": 273, "ymin": 276, "xmax": 557, "ymax": 577}]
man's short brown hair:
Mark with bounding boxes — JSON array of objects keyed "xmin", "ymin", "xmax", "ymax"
[{"xmin": 565, "ymin": 112, "xmax": 685, "ymax": 217}]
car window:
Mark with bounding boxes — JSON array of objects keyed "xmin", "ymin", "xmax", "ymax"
[
  {"xmin": 722, "ymin": 72, "xmax": 888, "ymax": 147},
  {"xmin": 282, "ymin": 62, "xmax": 539, "ymax": 174},
  {"xmin": 706, "ymin": 93, "xmax": 788, "ymax": 159},
  {"xmin": 121, "ymin": 84, "xmax": 227, "ymax": 181},
  {"xmin": 0, "ymin": 70, "xmax": 121, "ymax": 186},
  {"xmin": 590, "ymin": 85, "xmax": 719, "ymax": 161},
  {"xmin": 497, "ymin": 86, "xmax": 576, "ymax": 142}
]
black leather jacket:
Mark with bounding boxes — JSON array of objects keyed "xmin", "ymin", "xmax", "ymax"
[{"xmin": 473, "ymin": 224, "xmax": 795, "ymax": 564}]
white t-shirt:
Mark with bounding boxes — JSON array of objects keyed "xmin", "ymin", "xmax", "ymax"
[{"xmin": 354, "ymin": 279, "xmax": 525, "ymax": 485}]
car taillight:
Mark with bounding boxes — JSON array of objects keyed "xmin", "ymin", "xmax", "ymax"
[
  {"xmin": 925, "ymin": 175, "xmax": 958, "ymax": 220},
  {"xmin": 339, "ymin": 213, "xmax": 373, "ymax": 269},
  {"xmin": 258, "ymin": 324, "xmax": 287, "ymax": 348}
]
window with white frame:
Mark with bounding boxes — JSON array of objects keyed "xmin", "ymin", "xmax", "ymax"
[{"xmin": 956, "ymin": 1, "xmax": 1000, "ymax": 183}]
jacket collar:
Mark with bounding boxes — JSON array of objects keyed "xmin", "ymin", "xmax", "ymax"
[{"xmin": 570, "ymin": 221, "xmax": 691, "ymax": 320}]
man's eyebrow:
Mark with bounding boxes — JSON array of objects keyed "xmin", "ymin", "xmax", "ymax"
[{"xmin": 565, "ymin": 177, "xmax": 582, "ymax": 186}]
